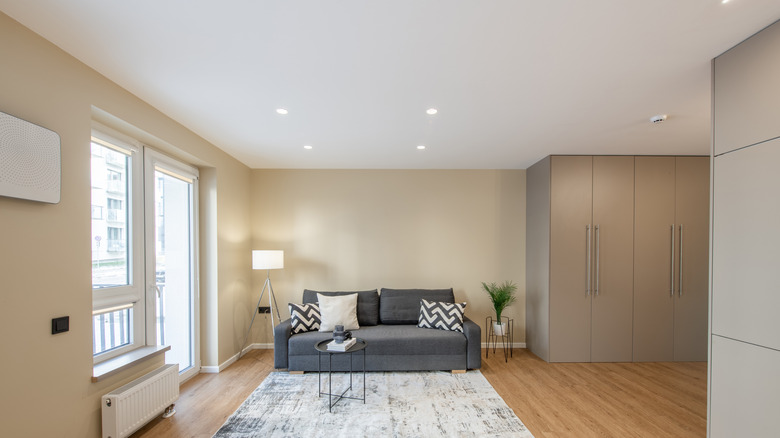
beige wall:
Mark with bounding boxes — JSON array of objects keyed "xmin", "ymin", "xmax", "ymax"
[
  {"xmin": 0, "ymin": 10, "xmax": 527, "ymax": 437},
  {"xmin": 249, "ymin": 169, "xmax": 527, "ymax": 343},
  {"xmin": 0, "ymin": 12, "xmax": 251, "ymax": 437}
]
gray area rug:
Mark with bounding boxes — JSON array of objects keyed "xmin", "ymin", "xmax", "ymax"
[{"xmin": 213, "ymin": 370, "xmax": 534, "ymax": 438}]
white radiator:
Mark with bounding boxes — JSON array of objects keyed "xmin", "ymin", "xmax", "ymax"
[{"xmin": 101, "ymin": 363, "xmax": 179, "ymax": 438}]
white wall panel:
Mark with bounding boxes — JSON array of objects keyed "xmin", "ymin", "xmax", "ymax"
[
  {"xmin": 712, "ymin": 138, "xmax": 780, "ymax": 351},
  {"xmin": 710, "ymin": 336, "xmax": 780, "ymax": 438},
  {"xmin": 713, "ymin": 21, "xmax": 780, "ymax": 155}
]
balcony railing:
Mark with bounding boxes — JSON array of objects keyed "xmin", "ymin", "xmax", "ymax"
[
  {"xmin": 107, "ymin": 239, "xmax": 125, "ymax": 252},
  {"xmin": 106, "ymin": 180, "xmax": 125, "ymax": 194},
  {"xmin": 107, "ymin": 209, "xmax": 124, "ymax": 222},
  {"xmin": 93, "ymin": 309, "xmax": 130, "ymax": 355}
]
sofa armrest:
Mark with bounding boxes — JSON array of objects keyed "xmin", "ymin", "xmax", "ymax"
[
  {"xmin": 463, "ymin": 317, "xmax": 482, "ymax": 369},
  {"xmin": 273, "ymin": 319, "xmax": 292, "ymax": 369}
]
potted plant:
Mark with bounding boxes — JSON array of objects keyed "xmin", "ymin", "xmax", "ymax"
[{"xmin": 482, "ymin": 281, "xmax": 517, "ymax": 336}]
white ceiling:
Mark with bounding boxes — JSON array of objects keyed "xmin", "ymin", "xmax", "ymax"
[{"xmin": 1, "ymin": 1, "xmax": 779, "ymax": 169}]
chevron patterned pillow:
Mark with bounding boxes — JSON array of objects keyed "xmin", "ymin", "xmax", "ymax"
[
  {"xmin": 417, "ymin": 299, "xmax": 467, "ymax": 333},
  {"xmin": 289, "ymin": 303, "xmax": 321, "ymax": 334}
]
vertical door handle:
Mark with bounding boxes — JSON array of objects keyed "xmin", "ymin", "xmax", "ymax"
[
  {"xmin": 670, "ymin": 224, "xmax": 675, "ymax": 297},
  {"xmin": 595, "ymin": 225, "xmax": 600, "ymax": 296},
  {"xmin": 679, "ymin": 224, "xmax": 684, "ymax": 297},
  {"xmin": 586, "ymin": 225, "xmax": 592, "ymax": 296}
]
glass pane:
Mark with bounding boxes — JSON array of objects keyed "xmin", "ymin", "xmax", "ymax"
[
  {"xmin": 91, "ymin": 142, "xmax": 131, "ymax": 288},
  {"xmin": 93, "ymin": 308, "xmax": 132, "ymax": 355},
  {"xmin": 154, "ymin": 171, "xmax": 194, "ymax": 371}
]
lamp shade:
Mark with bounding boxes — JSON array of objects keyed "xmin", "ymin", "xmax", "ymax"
[{"xmin": 252, "ymin": 250, "xmax": 284, "ymax": 270}]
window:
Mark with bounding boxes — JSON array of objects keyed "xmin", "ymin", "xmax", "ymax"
[
  {"xmin": 91, "ymin": 205, "xmax": 103, "ymax": 220},
  {"xmin": 93, "ymin": 307, "xmax": 132, "ymax": 355},
  {"xmin": 91, "ymin": 125, "xmax": 200, "ymax": 378},
  {"xmin": 106, "ymin": 227, "xmax": 124, "ymax": 240},
  {"xmin": 91, "ymin": 129, "xmax": 143, "ymax": 361},
  {"xmin": 106, "ymin": 227, "xmax": 125, "ymax": 252}
]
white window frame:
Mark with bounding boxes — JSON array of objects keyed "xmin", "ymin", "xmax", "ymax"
[{"xmin": 91, "ymin": 126, "xmax": 145, "ymax": 364}]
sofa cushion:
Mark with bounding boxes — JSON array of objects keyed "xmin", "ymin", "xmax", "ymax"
[
  {"xmin": 379, "ymin": 288, "xmax": 455, "ymax": 324},
  {"xmin": 317, "ymin": 293, "xmax": 360, "ymax": 331},
  {"xmin": 418, "ymin": 299, "xmax": 467, "ymax": 332},
  {"xmin": 303, "ymin": 289, "xmax": 379, "ymax": 326},
  {"xmin": 288, "ymin": 325, "xmax": 466, "ymax": 357},
  {"xmin": 288, "ymin": 303, "xmax": 320, "ymax": 334}
]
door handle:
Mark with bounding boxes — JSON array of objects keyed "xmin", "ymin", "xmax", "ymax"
[
  {"xmin": 679, "ymin": 224, "xmax": 684, "ymax": 297},
  {"xmin": 595, "ymin": 225, "xmax": 600, "ymax": 296},
  {"xmin": 586, "ymin": 225, "xmax": 592, "ymax": 296},
  {"xmin": 670, "ymin": 224, "xmax": 675, "ymax": 297}
]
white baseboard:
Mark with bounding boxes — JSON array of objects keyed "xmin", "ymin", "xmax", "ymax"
[
  {"xmin": 200, "ymin": 352, "xmax": 237, "ymax": 374},
  {"xmin": 200, "ymin": 343, "xmax": 274, "ymax": 374},
  {"xmin": 250, "ymin": 343, "xmax": 274, "ymax": 350}
]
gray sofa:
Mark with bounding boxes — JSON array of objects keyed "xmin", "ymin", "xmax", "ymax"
[{"xmin": 273, "ymin": 288, "xmax": 481, "ymax": 372}]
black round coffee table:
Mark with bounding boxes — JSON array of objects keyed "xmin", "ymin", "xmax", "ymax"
[{"xmin": 315, "ymin": 338, "xmax": 367, "ymax": 412}]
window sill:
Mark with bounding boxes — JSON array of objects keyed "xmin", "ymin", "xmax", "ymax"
[{"xmin": 92, "ymin": 345, "xmax": 170, "ymax": 382}]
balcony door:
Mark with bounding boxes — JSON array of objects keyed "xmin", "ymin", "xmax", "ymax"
[{"xmin": 144, "ymin": 148, "xmax": 200, "ymax": 382}]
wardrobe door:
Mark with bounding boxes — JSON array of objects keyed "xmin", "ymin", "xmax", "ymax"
[
  {"xmin": 673, "ymin": 157, "xmax": 709, "ymax": 361},
  {"xmin": 633, "ymin": 157, "xmax": 676, "ymax": 361},
  {"xmin": 549, "ymin": 156, "xmax": 593, "ymax": 362},
  {"xmin": 590, "ymin": 156, "xmax": 634, "ymax": 362}
]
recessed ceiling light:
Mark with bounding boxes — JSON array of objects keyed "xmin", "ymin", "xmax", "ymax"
[
  {"xmin": 426, "ymin": 108, "xmax": 438, "ymax": 115},
  {"xmin": 721, "ymin": 0, "xmax": 730, "ymax": 3},
  {"xmin": 276, "ymin": 108, "xmax": 288, "ymax": 115},
  {"xmin": 417, "ymin": 145, "xmax": 426, "ymax": 150},
  {"xmin": 303, "ymin": 145, "xmax": 313, "ymax": 150}
]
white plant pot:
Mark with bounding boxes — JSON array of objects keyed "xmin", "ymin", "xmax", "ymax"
[{"xmin": 493, "ymin": 321, "xmax": 507, "ymax": 336}]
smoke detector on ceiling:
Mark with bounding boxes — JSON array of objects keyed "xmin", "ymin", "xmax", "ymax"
[{"xmin": 650, "ymin": 114, "xmax": 668, "ymax": 124}]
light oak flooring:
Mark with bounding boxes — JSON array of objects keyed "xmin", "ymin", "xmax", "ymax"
[
  {"xmin": 480, "ymin": 348, "xmax": 707, "ymax": 437},
  {"xmin": 132, "ymin": 348, "xmax": 707, "ymax": 438}
]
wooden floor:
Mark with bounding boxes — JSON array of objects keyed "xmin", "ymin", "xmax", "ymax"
[
  {"xmin": 132, "ymin": 349, "xmax": 707, "ymax": 438},
  {"xmin": 480, "ymin": 348, "xmax": 707, "ymax": 437}
]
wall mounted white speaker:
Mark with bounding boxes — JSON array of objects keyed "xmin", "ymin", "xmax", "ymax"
[{"xmin": 0, "ymin": 111, "xmax": 61, "ymax": 204}]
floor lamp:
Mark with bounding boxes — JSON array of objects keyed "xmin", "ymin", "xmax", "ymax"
[{"xmin": 240, "ymin": 250, "xmax": 283, "ymax": 358}]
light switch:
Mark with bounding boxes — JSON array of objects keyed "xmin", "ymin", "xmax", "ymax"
[{"xmin": 52, "ymin": 316, "xmax": 69, "ymax": 334}]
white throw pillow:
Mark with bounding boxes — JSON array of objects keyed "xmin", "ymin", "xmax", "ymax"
[{"xmin": 317, "ymin": 293, "xmax": 360, "ymax": 332}]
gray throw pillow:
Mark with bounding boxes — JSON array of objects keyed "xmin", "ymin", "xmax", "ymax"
[{"xmin": 379, "ymin": 288, "xmax": 455, "ymax": 324}]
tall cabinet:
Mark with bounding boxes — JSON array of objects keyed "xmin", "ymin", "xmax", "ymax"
[
  {"xmin": 633, "ymin": 156, "xmax": 709, "ymax": 362},
  {"xmin": 527, "ymin": 154, "xmax": 709, "ymax": 363},
  {"xmin": 710, "ymin": 19, "xmax": 780, "ymax": 437},
  {"xmin": 528, "ymin": 155, "xmax": 634, "ymax": 362}
]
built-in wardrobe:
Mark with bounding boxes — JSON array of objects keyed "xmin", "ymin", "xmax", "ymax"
[
  {"xmin": 633, "ymin": 157, "xmax": 709, "ymax": 362},
  {"xmin": 709, "ymin": 19, "xmax": 780, "ymax": 437},
  {"xmin": 526, "ymin": 155, "xmax": 709, "ymax": 363}
]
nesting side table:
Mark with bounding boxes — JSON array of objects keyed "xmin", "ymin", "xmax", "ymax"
[{"xmin": 315, "ymin": 338, "xmax": 367, "ymax": 412}]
